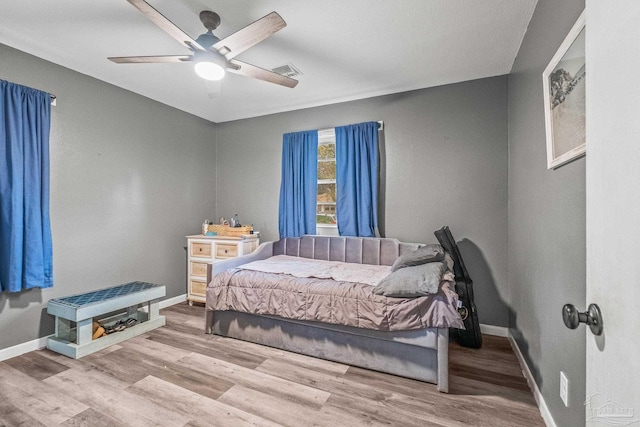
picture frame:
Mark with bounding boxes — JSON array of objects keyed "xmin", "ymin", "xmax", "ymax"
[{"xmin": 542, "ymin": 11, "xmax": 586, "ymax": 169}]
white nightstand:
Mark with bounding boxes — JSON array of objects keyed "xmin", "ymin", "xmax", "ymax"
[{"xmin": 186, "ymin": 235, "xmax": 259, "ymax": 305}]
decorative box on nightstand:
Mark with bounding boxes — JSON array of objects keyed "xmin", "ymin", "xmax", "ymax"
[{"xmin": 186, "ymin": 235, "xmax": 259, "ymax": 305}]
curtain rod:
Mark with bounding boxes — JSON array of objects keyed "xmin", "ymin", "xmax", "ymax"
[{"xmin": 319, "ymin": 120, "xmax": 384, "ymax": 133}]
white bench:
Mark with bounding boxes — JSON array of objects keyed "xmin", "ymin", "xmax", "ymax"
[{"xmin": 47, "ymin": 282, "xmax": 166, "ymax": 359}]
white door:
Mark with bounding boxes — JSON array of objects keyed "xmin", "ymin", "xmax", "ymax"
[{"xmin": 585, "ymin": 1, "xmax": 640, "ymax": 425}]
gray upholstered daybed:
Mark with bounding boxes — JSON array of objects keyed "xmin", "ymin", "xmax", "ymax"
[{"xmin": 205, "ymin": 235, "xmax": 462, "ymax": 392}]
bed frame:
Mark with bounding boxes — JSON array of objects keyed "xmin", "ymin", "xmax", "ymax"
[{"xmin": 205, "ymin": 235, "xmax": 451, "ymax": 392}]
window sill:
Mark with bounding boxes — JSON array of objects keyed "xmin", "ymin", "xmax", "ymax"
[{"xmin": 316, "ymin": 224, "xmax": 339, "ymax": 236}]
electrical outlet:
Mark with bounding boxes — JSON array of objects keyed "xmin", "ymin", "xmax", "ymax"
[{"xmin": 560, "ymin": 371, "xmax": 569, "ymax": 407}]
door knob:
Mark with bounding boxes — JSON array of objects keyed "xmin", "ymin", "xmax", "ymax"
[{"xmin": 562, "ymin": 303, "xmax": 603, "ymax": 336}]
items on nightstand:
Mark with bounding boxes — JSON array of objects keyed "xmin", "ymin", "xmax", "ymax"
[{"xmin": 231, "ymin": 213, "xmax": 241, "ymax": 227}]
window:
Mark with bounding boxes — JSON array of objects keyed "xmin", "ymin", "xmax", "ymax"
[
  {"xmin": 279, "ymin": 121, "xmax": 378, "ymax": 238},
  {"xmin": 317, "ymin": 129, "xmax": 337, "ymax": 228}
]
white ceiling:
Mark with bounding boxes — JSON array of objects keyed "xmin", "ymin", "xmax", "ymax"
[{"xmin": 0, "ymin": 0, "xmax": 537, "ymax": 123}]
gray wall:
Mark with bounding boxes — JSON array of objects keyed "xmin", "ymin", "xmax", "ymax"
[
  {"xmin": 508, "ymin": 0, "xmax": 586, "ymax": 426},
  {"xmin": 216, "ymin": 76, "xmax": 510, "ymax": 327},
  {"xmin": 0, "ymin": 44, "xmax": 217, "ymax": 351}
]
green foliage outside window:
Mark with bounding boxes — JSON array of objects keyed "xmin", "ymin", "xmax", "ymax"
[
  {"xmin": 318, "ymin": 144, "xmax": 335, "ymax": 159},
  {"xmin": 317, "ymin": 141, "xmax": 337, "ymax": 226},
  {"xmin": 318, "ymin": 161, "xmax": 335, "ymax": 180}
]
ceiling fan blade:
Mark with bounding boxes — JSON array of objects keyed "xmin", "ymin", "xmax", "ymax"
[
  {"xmin": 227, "ymin": 59, "xmax": 298, "ymax": 88},
  {"xmin": 108, "ymin": 55, "xmax": 193, "ymax": 64},
  {"xmin": 126, "ymin": 0, "xmax": 205, "ymax": 51},
  {"xmin": 213, "ymin": 11, "xmax": 286, "ymax": 60}
]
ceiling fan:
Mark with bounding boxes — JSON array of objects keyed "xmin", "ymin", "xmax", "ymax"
[{"xmin": 108, "ymin": 0, "xmax": 298, "ymax": 89}]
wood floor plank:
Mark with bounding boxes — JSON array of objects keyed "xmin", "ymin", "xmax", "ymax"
[
  {"xmin": 0, "ymin": 399, "xmax": 47, "ymax": 427},
  {"xmin": 163, "ymin": 314, "xmax": 209, "ymax": 336},
  {"xmin": 43, "ymin": 368, "xmax": 190, "ymax": 427},
  {"xmin": 448, "ymin": 374, "xmax": 539, "ymax": 406},
  {"xmin": 3, "ymin": 350, "xmax": 70, "ymax": 381},
  {"xmin": 112, "ymin": 344, "xmax": 235, "ymax": 399},
  {"xmin": 218, "ymin": 384, "xmax": 325, "ymax": 427},
  {"xmin": 60, "ymin": 408, "xmax": 127, "ymax": 427},
  {"xmin": 36, "ymin": 348, "xmax": 93, "ymax": 370},
  {"xmin": 130, "ymin": 375, "xmax": 283, "ymax": 427},
  {"xmin": 478, "ymin": 334, "xmax": 515, "ymax": 351},
  {"xmin": 323, "ymin": 392, "xmax": 456, "ymax": 427},
  {"xmin": 255, "ymin": 358, "xmax": 465, "ymax": 427},
  {"xmin": 449, "ymin": 349, "xmax": 526, "ymax": 379},
  {"xmin": 163, "ymin": 305, "xmax": 209, "ymax": 330},
  {"xmin": 0, "ymin": 362, "xmax": 88, "ymax": 426},
  {"xmin": 120, "ymin": 334, "xmax": 193, "ymax": 362},
  {"xmin": 450, "ymin": 362, "xmax": 531, "ymax": 391},
  {"xmin": 147, "ymin": 326, "xmax": 267, "ymax": 369},
  {"xmin": 256, "ymin": 357, "xmax": 391, "ymax": 401},
  {"xmin": 344, "ymin": 364, "xmax": 447, "ymax": 399},
  {"xmin": 317, "ymin": 400, "xmax": 416, "ymax": 427},
  {"xmin": 77, "ymin": 340, "xmax": 231, "ymax": 399},
  {"xmin": 80, "ymin": 346, "xmax": 155, "ymax": 385},
  {"xmin": 446, "ymin": 379, "xmax": 545, "ymax": 427},
  {"xmin": 163, "ymin": 302, "xmax": 206, "ymax": 317},
  {"xmin": 177, "ymin": 351, "xmax": 331, "ymax": 408}
]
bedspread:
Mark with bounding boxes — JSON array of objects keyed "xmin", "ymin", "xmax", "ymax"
[
  {"xmin": 237, "ymin": 255, "xmax": 392, "ymax": 286},
  {"xmin": 207, "ymin": 263, "xmax": 464, "ymax": 331}
]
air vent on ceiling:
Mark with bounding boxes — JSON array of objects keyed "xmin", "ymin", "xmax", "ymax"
[{"xmin": 271, "ymin": 63, "xmax": 302, "ymax": 78}]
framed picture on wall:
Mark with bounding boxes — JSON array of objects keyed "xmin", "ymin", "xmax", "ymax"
[{"xmin": 542, "ymin": 11, "xmax": 586, "ymax": 170}]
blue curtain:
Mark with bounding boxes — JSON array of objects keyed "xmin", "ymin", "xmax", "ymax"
[
  {"xmin": 335, "ymin": 121, "xmax": 378, "ymax": 237},
  {"xmin": 278, "ymin": 130, "xmax": 318, "ymax": 238},
  {"xmin": 0, "ymin": 80, "xmax": 53, "ymax": 292}
]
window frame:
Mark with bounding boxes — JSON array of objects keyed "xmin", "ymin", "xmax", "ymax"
[{"xmin": 316, "ymin": 128, "xmax": 337, "ymax": 229}]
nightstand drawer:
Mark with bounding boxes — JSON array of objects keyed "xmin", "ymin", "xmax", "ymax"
[
  {"xmin": 215, "ymin": 244, "xmax": 238, "ymax": 258},
  {"xmin": 191, "ymin": 243, "xmax": 211, "ymax": 257},
  {"xmin": 190, "ymin": 261, "xmax": 208, "ymax": 277},
  {"xmin": 190, "ymin": 280, "xmax": 207, "ymax": 296}
]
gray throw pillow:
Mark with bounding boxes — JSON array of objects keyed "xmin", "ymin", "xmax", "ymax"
[
  {"xmin": 391, "ymin": 244, "xmax": 445, "ymax": 272},
  {"xmin": 374, "ymin": 262, "xmax": 446, "ymax": 298}
]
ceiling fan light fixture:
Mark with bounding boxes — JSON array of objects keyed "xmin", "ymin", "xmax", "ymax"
[
  {"xmin": 194, "ymin": 51, "xmax": 225, "ymax": 81},
  {"xmin": 195, "ymin": 61, "xmax": 225, "ymax": 81}
]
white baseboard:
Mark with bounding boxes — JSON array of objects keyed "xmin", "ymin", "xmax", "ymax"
[
  {"xmin": 479, "ymin": 323, "xmax": 509, "ymax": 337},
  {"xmin": 508, "ymin": 331, "xmax": 557, "ymax": 427},
  {"xmin": 0, "ymin": 293, "xmax": 188, "ymax": 362},
  {"xmin": 0, "ymin": 335, "xmax": 50, "ymax": 362},
  {"xmin": 160, "ymin": 293, "xmax": 187, "ymax": 308}
]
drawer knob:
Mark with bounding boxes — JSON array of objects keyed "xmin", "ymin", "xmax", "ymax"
[{"xmin": 225, "ymin": 249, "xmax": 228, "ymax": 253}]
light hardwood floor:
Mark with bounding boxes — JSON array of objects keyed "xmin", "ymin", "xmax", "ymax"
[{"xmin": 0, "ymin": 303, "xmax": 544, "ymax": 426}]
